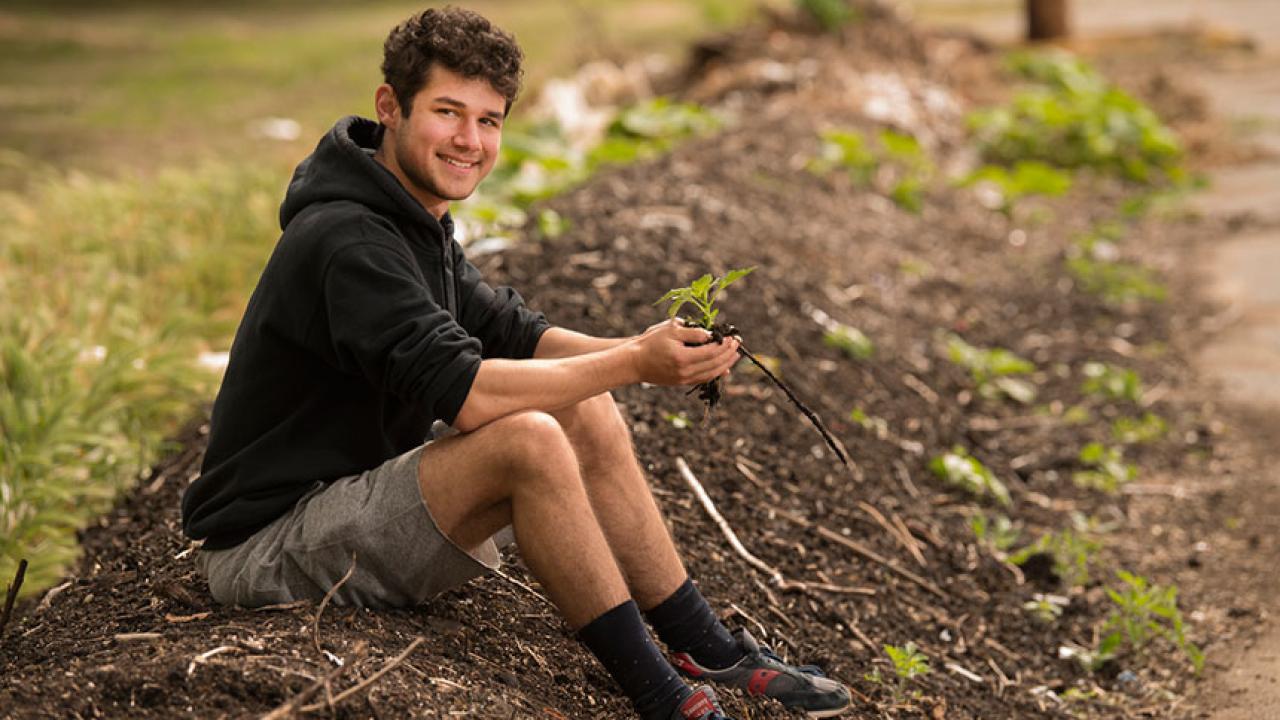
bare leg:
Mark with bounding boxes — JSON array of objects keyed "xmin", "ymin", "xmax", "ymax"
[
  {"xmin": 551, "ymin": 393, "xmax": 688, "ymax": 610},
  {"xmin": 417, "ymin": 411, "xmax": 628, "ymax": 628}
]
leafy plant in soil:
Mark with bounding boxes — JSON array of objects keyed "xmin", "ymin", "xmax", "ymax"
[
  {"xmin": 958, "ymin": 160, "xmax": 1072, "ymax": 218},
  {"xmin": 943, "ymin": 333, "xmax": 1038, "ymax": 404},
  {"xmin": 928, "ymin": 447, "xmax": 1011, "ymax": 507},
  {"xmin": 1081, "ymin": 361, "xmax": 1144, "ymax": 404},
  {"xmin": 1009, "ymin": 527, "xmax": 1101, "ymax": 589},
  {"xmin": 1112, "ymin": 412, "xmax": 1167, "ymax": 444},
  {"xmin": 823, "ymin": 323, "xmax": 874, "ymax": 360},
  {"xmin": 1023, "ymin": 594, "xmax": 1066, "ymax": 624},
  {"xmin": 1095, "ymin": 570, "xmax": 1204, "ymax": 673},
  {"xmin": 1073, "ymin": 442, "xmax": 1137, "ymax": 494},
  {"xmin": 970, "ymin": 512, "xmax": 1021, "ymax": 553},
  {"xmin": 969, "ymin": 49, "xmax": 1185, "ymax": 183},
  {"xmin": 655, "ymin": 269, "xmax": 851, "ymax": 469},
  {"xmin": 796, "ymin": 0, "xmax": 860, "ymax": 32},
  {"xmin": 808, "ymin": 128, "xmax": 934, "ymax": 213},
  {"xmin": 865, "ymin": 642, "xmax": 931, "ymax": 701}
]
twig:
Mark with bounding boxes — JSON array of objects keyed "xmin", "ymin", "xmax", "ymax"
[
  {"xmin": 187, "ymin": 645, "xmax": 240, "ymax": 677},
  {"xmin": 736, "ymin": 344, "xmax": 851, "ymax": 471},
  {"xmin": 492, "ymin": 567, "xmax": 554, "ymax": 609},
  {"xmin": 260, "ymin": 641, "xmax": 366, "ymax": 720},
  {"xmin": 902, "ymin": 373, "xmax": 940, "ymax": 405},
  {"xmin": 857, "ymin": 501, "xmax": 926, "ymax": 568},
  {"xmin": 298, "ymin": 637, "xmax": 425, "ymax": 714},
  {"xmin": 313, "ymin": 553, "xmax": 358, "ymax": 658},
  {"xmin": 771, "ymin": 507, "xmax": 948, "ymax": 599},
  {"xmin": 1, "ymin": 559, "xmax": 28, "ymax": 639},
  {"xmin": 893, "ymin": 460, "xmax": 921, "ymax": 499},
  {"xmin": 676, "ymin": 457, "xmax": 785, "ymax": 586}
]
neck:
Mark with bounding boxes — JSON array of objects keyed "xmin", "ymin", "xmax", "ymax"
[{"xmin": 373, "ymin": 140, "xmax": 449, "ymax": 220}]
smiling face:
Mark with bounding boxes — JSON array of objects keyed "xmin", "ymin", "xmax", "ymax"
[{"xmin": 374, "ymin": 65, "xmax": 505, "ymax": 219}]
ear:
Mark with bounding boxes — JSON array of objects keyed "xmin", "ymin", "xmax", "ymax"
[{"xmin": 374, "ymin": 84, "xmax": 402, "ymax": 129}]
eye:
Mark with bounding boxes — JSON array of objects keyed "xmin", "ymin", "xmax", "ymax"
[
  {"xmin": 436, "ymin": 107, "xmax": 458, "ymax": 117},
  {"xmin": 481, "ymin": 117, "xmax": 502, "ymax": 129}
]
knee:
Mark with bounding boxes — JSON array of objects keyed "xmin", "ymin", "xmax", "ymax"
[
  {"xmin": 493, "ymin": 411, "xmax": 577, "ymax": 476},
  {"xmin": 559, "ymin": 392, "xmax": 631, "ymax": 453}
]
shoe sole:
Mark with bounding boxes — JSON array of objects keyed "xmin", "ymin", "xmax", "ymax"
[{"xmin": 805, "ymin": 704, "xmax": 852, "ymax": 719}]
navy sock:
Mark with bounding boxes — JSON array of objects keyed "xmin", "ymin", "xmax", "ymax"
[
  {"xmin": 644, "ymin": 578, "xmax": 743, "ymax": 670},
  {"xmin": 578, "ymin": 600, "xmax": 692, "ymax": 720}
]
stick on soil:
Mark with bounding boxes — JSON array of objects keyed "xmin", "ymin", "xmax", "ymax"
[
  {"xmin": 736, "ymin": 344, "xmax": 851, "ymax": 471},
  {"xmin": 0, "ymin": 558, "xmax": 28, "ymax": 640}
]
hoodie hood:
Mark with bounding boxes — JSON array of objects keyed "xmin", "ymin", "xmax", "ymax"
[{"xmin": 279, "ymin": 116, "xmax": 447, "ymax": 236}]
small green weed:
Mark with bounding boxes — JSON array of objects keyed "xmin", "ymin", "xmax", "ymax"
[
  {"xmin": 866, "ymin": 642, "xmax": 931, "ymax": 700},
  {"xmin": 929, "ymin": 447, "xmax": 1012, "ymax": 507},
  {"xmin": 849, "ymin": 407, "xmax": 888, "ymax": 436},
  {"xmin": 958, "ymin": 160, "xmax": 1072, "ymax": 217},
  {"xmin": 1010, "ymin": 527, "xmax": 1100, "ymax": 588},
  {"xmin": 971, "ymin": 513, "xmax": 1021, "ymax": 553},
  {"xmin": 944, "ymin": 334, "xmax": 1038, "ymax": 404},
  {"xmin": 809, "ymin": 128, "xmax": 934, "ymax": 212},
  {"xmin": 796, "ymin": 0, "xmax": 859, "ymax": 31},
  {"xmin": 1112, "ymin": 412, "xmax": 1168, "ymax": 444},
  {"xmin": 1096, "ymin": 571, "xmax": 1204, "ymax": 673},
  {"xmin": 1023, "ymin": 595, "xmax": 1066, "ymax": 623},
  {"xmin": 1081, "ymin": 362, "xmax": 1143, "ymax": 403},
  {"xmin": 664, "ymin": 411, "xmax": 692, "ymax": 429},
  {"xmin": 1066, "ymin": 243, "xmax": 1167, "ymax": 307},
  {"xmin": 1073, "ymin": 443, "xmax": 1137, "ymax": 493},
  {"xmin": 823, "ymin": 324, "xmax": 875, "ymax": 360}
]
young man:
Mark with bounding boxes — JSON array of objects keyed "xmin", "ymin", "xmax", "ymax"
[{"xmin": 181, "ymin": 7, "xmax": 850, "ymax": 719}]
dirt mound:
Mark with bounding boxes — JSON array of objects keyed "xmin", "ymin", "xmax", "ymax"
[{"xmin": 0, "ymin": 6, "xmax": 1258, "ymax": 719}]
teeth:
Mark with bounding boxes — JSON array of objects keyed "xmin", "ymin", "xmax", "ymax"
[{"xmin": 442, "ymin": 156, "xmax": 476, "ymax": 168}]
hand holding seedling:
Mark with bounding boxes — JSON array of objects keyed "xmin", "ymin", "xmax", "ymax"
[
  {"xmin": 628, "ymin": 319, "xmax": 740, "ymax": 387},
  {"xmin": 654, "ymin": 268, "xmax": 852, "ymax": 472}
]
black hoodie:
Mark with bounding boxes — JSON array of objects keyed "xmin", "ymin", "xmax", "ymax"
[{"xmin": 182, "ymin": 116, "xmax": 549, "ymax": 550}]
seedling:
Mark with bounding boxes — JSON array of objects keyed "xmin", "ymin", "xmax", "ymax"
[
  {"xmin": 1081, "ymin": 362, "xmax": 1143, "ymax": 404},
  {"xmin": 1066, "ymin": 248, "xmax": 1167, "ymax": 307},
  {"xmin": 654, "ymin": 270, "xmax": 851, "ymax": 470},
  {"xmin": 970, "ymin": 513, "xmax": 1021, "ymax": 553},
  {"xmin": 797, "ymin": 0, "xmax": 860, "ymax": 31},
  {"xmin": 809, "ymin": 128, "xmax": 934, "ymax": 212},
  {"xmin": 809, "ymin": 129, "xmax": 877, "ymax": 185},
  {"xmin": 958, "ymin": 161, "xmax": 1072, "ymax": 218},
  {"xmin": 865, "ymin": 642, "xmax": 931, "ymax": 701},
  {"xmin": 1112, "ymin": 413, "xmax": 1167, "ymax": 444},
  {"xmin": 1009, "ymin": 528, "xmax": 1100, "ymax": 588},
  {"xmin": 1072, "ymin": 442, "xmax": 1136, "ymax": 494},
  {"xmin": 1095, "ymin": 571, "xmax": 1204, "ymax": 673},
  {"xmin": 929, "ymin": 447, "xmax": 1011, "ymax": 507},
  {"xmin": 823, "ymin": 323, "xmax": 875, "ymax": 360},
  {"xmin": 664, "ymin": 412, "xmax": 692, "ymax": 429},
  {"xmin": 944, "ymin": 334, "xmax": 1037, "ymax": 404},
  {"xmin": 1023, "ymin": 595, "xmax": 1065, "ymax": 624},
  {"xmin": 849, "ymin": 407, "xmax": 888, "ymax": 437}
]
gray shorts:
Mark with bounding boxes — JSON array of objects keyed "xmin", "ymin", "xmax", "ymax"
[{"xmin": 196, "ymin": 444, "xmax": 506, "ymax": 608}]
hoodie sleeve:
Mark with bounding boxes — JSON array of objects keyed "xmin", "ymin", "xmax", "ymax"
[
  {"xmin": 453, "ymin": 245, "xmax": 550, "ymax": 360},
  {"xmin": 317, "ymin": 232, "xmax": 482, "ymax": 425}
]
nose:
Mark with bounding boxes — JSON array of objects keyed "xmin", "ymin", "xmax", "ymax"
[{"xmin": 453, "ymin": 120, "xmax": 482, "ymax": 151}]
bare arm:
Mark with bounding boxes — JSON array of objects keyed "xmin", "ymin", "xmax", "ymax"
[
  {"xmin": 533, "ymin": 327, "xmax": 628, "ymax": 359},
  {"xmin": 452, "ymin": 320, "xmax": 739, "ymax": 433}
]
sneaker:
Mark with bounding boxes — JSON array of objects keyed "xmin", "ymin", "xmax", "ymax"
[
  {"xmin": 669, "ymin": 629, "xmax": 852, "ymax": 718},
  {"xmin": 671, "ymin": 685, "xmax": 736, "ymax": 720}
]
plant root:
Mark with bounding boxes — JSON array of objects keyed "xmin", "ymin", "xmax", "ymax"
[{"xmin": 735, "ymin": 343, "xmax": 851, "ymax": 471}]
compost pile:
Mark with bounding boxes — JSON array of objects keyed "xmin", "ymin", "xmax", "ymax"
[{"xmin": 1, "ymin": 4, "xmax": 1268, "ymax": 719}]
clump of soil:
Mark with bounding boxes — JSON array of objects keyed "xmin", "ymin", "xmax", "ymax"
[{"xmin": 0, "ymin": 5, "xmax": 1264, "ymax": 719}]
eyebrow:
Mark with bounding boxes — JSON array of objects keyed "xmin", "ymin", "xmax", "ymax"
[{"xmin": 433, "ymin": 96, "xmax": 505, "ymax": 121}]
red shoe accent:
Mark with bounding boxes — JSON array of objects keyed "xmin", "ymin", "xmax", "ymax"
[
  {"xmin": 680, "ymin": 688, "xmax": 716, "ymax": 717},
  {"xmin": 670, "ymin": 653, "xmax": 704, "ymax": 678},
  {"xmin": 746, "ymin": 669, "xmax": 781, "ymax": 696}
]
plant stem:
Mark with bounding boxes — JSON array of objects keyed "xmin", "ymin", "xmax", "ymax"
[{"xmin": 736, "ymin": 344, "xmax": 851, "ymax": 469}]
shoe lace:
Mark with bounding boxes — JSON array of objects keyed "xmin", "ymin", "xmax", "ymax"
[{"xmin": 759, "ymin": 645, "xmax": 825, "ymax": 677}]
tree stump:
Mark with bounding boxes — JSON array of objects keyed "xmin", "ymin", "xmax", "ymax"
[{"xmin": 1025, "ymin": 0, "xmax": 1070, "ymax": 41}]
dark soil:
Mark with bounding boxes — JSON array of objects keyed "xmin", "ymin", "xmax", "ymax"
[{"xmin": 1, "ymin": 5, "xmax": 1270, "ymax": 719}]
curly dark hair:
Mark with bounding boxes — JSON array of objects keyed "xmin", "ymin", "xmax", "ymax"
[{"xmin": 381, "ymin": 6, "xmax": 524, "ymax": 117}]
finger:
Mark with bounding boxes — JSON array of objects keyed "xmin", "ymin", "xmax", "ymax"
[{"xmin": 675, "ymin": 324, "xmax": 715, "ymax": 345}]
